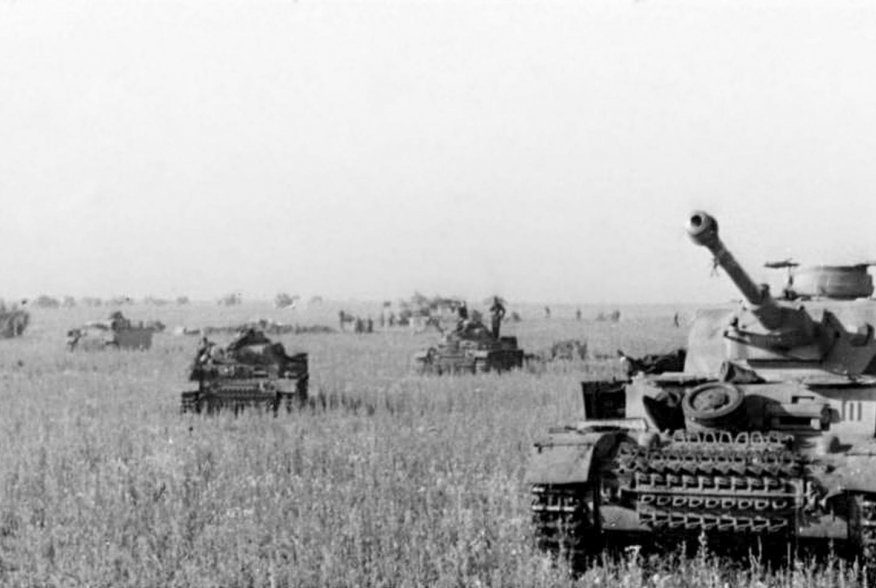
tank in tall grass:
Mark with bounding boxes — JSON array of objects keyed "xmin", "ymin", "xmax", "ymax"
[
  {"xmin": 526, "ymin": 211, "xmax": 876, "ymax": 574},
  {"xmin": 66, "ymin": 311, "xmax": 154, "ymax": 350},
  {"xmin": 181, "ymin": 328, "xmax": 308, "ymax": 414},
  {"xmin": 0, "ymin": 305, "xmax": 29, "ymax": 338},
  {"xmin": 414, "ymin": 318, "xmax": 525, "ymax": 375}
]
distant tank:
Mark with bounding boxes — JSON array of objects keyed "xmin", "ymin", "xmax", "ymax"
[
  {"xmin": 181, "ymin": 328, "xmax": 308, "ymax": 414},
  {"xmin": 414, "ymin": 319, "xmax": 524, "ymax": 374},
  {"xmin": 526, "ymin": 211, "xmax": 876, "ymax": 572},
  {"xmin": 66, "ymin": 311, "xmax": 153, "ymax": 350},
  {"xmin": 0, "ymin": 306, "xmax": 29, "ymax": 338}
]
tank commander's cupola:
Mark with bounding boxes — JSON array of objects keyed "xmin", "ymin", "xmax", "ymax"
[{"xmin": 765, "ymin": 260, "xmax": 875, "ymax": 301}]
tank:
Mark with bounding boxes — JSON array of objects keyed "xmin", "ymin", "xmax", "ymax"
[
  {"xmin": 525, "ymin": 211, "xmax": 876, "ymax": 571},
  {"xmin": 181, "ymin": 328, "xmax": 308, "ymax": 414},
  {"xmin": 414, "ymin": 320, "xmax": 524, "ymax": 374},
  {"xmin": 66, "ymin": 311, "xmax": 154, "ymax": 350},
  {"xmin": 0, "ymin": 307, "xmax": 29, "ymax": 338}
]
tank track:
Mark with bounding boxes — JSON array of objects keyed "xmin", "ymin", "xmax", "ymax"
[
  {"xmin": 528, "ymin": 432, "xmax": 816, "ymax": 560},
  {"xmin": 530, "ymin": 435, "xmax": 876, "ymax": 578},
  {"xmin": 181, "ymin": 385, "xmax": 305, "ymax": 414},
  {"xmin": 616, "ymin": 431, "xmax": 820, "ymax": 536},
  {"xmin": 860, "ymin": 495, "xmax": 876, "ymax": 576},
  {"xmin": 530, "ymin": 483, "xmax": 594, "ymax": 562}
]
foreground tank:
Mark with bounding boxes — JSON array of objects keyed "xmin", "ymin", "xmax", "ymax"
[
  {"xmin": 414, "ymin": 321, "xmax": 524, "ymax": 374},
  {"xmin": 181, "ymin": 328, "xmax": 308, "ymax": 414},
  {"xmin": 526, "ymin": 211, "xmax": 876, "ymax": 571}
]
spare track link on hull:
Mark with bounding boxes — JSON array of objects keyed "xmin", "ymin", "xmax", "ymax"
[
  {"xmin": 530, "ymin": 483, "xmax": 594, "ymax": 562},
  {"xmin": 617, "ymin": 432, "xmax": 811, "ymax": 536}
]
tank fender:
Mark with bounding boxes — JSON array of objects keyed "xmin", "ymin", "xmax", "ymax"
[{"xmin": 525, "ymin": 431, "xmax": 620, "ymax": 485}]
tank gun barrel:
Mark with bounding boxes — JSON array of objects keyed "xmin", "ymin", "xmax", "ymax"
[{"xmin": 687, "ymin": 211, "xmax": 769, "ymax": 307}]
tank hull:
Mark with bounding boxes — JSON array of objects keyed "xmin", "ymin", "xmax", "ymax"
[
  {"xmin": 415, "ymin": 336, "xmax": 524, "ymax": 374},
  {"xmin": 526, "ymin": 374, "xmax": 876, "ymax": 571},
  {"xmin": 181, "ymin": 375, "xmax": 308, "ymax": 414}
]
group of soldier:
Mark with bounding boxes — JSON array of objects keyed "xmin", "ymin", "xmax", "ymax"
[
  {"xmin": 338, "ymin": 311, "xmax": 375, "ymax": 333},
  {"xmin": 453, "ymin": 297, "xmax": 506, "ymax": 339},
  {"xmin": 336, "ymin": 298, "xmax": 508, "ymax": 339}
]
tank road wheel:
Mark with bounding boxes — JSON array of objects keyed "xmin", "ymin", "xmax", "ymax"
[
  {"xmin": 531, "ymin": 483, "xmax": 599, "ymax": 571},
  {"xmin": 474, "ymin": 358, "xmax": 489, "ymax": 374}
]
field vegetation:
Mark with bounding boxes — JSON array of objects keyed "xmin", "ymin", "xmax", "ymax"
[{"xmin": 0, "ymin": 302, "xmax": 864, "ymax": 586}]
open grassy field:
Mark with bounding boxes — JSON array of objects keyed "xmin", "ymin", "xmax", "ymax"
[{"xmin": 0, "ymin": 302, "xmax": 862, "ymax": 586}]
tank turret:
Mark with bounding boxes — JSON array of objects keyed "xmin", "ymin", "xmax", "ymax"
[
  {"xmin": 685, "ymin": 211, "xmax": 876, "ymax": 378},
  {"xmin": 765, "ymin": 259, "xmax": 875, "ymax": 301}
]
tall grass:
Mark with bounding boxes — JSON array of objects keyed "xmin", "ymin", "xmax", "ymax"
[{"xmin": 0, "ymin": 303, "xmax": 861, "ymax": 586}]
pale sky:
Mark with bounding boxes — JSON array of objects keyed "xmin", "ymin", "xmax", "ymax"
[{"xmin": 2, "ymin": 0, "xmax": 876, "ymax": 303}]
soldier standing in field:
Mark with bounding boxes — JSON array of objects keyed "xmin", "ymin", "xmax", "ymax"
[{"xmin": 489, "ymin": 297, "xmax": 506, "ymax": 338}]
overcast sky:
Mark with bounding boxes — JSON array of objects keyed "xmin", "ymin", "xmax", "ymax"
[{"xmin": 2, "ymin": 0, "xmax": 875, "ymax": 303}]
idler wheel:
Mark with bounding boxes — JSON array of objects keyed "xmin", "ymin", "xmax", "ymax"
[{"xmin": 682, "ymin": 382, "xmax": 744, "ymax": 428}]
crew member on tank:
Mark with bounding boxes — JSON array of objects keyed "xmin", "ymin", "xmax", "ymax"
[
  {"xmin": 109, "ymin": 310, "xmax": 130, "ymax": 331},
  {"xmin": 489, "ymin": 297, "xmax": 506, "ymax": 338},
  {"xmin": 456, "ymin": 301, "xmax": 469, "ymax": 332}
]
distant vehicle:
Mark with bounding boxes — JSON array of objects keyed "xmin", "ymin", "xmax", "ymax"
[
  {"xmin": 218, "ymin": 292, "xmax": 242, "ymax": 306},
  {"xmin": 66, "ymin": 311, "xmax": 154, "ymax": 350},
  {"xmin": 414, "ymin": 319, "xmax": 524, "ymax": 375},
  {"xmin": 181, "ymin": 328, "xmax": 308, "ymax": 414},
  {"xmin": 33, "ymin": 295, "xmax": 60, "ymax": 309},
  {"xmin": 275, "ymin": 292, "xmax": 300, "ymax": 309},
  {"xmin": 0, "ymin": 306, "xmax": 29, "ymax": 338}
]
